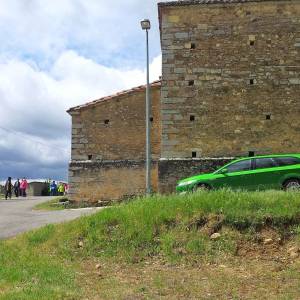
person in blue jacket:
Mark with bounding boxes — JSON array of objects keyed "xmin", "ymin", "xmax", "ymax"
[{"xmin": 50, "ymin": 181, "xmax": 57, "ymax": 196}]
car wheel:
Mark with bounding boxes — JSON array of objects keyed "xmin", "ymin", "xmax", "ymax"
[
  {"xmin": 193, "ymin": 183, "xmax": 210, "ymax": 192},
  {"xmin": 283, "ymin": 179, "xmax": 300, "ymax": 191}
]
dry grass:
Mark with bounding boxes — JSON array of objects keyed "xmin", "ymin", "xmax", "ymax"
[{"xmin": 78, "ymin": 257, "xmax": 300, "ymax": 300}]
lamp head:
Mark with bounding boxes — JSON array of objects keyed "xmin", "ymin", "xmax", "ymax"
[{"xmin": 141, "ymin": 19, "xmax": 151, "ymax": 30}]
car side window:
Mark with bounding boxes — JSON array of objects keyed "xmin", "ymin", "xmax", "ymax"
[
  {"xmin": 254, "ymin": 158, "xmax": 277, "ymax": 169},
  {"xmin": 227, "ymin": 160, "xmax": 251, "ymax": 173},
  {"xmin": 274, "ymin": 157, "xmax": 300, "ymax": 166}
]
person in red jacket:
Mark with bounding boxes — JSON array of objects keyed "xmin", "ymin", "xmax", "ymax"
[{"xmin": 20, "ymin": 178, "xmax": 28, "ymax": 197}]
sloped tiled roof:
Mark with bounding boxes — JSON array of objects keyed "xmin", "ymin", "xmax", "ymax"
[{"xmin": 67, "ymin": 80, "xmax": 161, "ymax": 113}]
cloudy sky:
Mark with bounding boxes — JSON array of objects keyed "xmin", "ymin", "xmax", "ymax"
[{"xmin": 0, "ymin": 0, "xmax": 164, "ymax": 181}]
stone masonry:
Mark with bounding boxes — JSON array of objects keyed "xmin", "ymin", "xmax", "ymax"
[
  {"xmin": 158, "ymin": 0, "xmax": 300, "ymax": 192},
  {"xmin": 67, "ymin": 82, "xmax": 161, "ymax": 204},
  {"xmin": 68, "ymin": 0, "xmax": 300, "ymax": 202}
]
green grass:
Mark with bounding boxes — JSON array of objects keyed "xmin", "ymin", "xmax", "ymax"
[
  {"xmin": 34, "ymin": 196, "xmax": 93, "ymax": 211},
  {"xmin": 0, "ymin": 237, "xmax": 80, "ymax": 299},
  {"xmin": 1, "ymin": 190, "xmax": 300, "ymax": 299},
  {"xmin": 69, "ymin": 189, "xmax": 300, "ymax": 262},
  {"xmin": 33, "ymin": 197, "xmax": 69, "ymax": 211}
]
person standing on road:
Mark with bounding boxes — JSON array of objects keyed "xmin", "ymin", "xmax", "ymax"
[
  {"xmin": 14, "ymin": 179, "xmax": 20, "ymax": 197},
  {"xmin": 64, "ymin": 183, "xmax": 69, "ymax": 195},
  {"xmin": 5, "ymin": 177, "xmax": 12, "ymax": 200},
  {"xmin": 58, "ymin": 182, "xmax": 65, "ymax": 196},
  {"xmin": 50, "ymin": 181, "xmax": 57, "ymax": 196},
  {"xmin": 20, "ymin": 178, "xmax": 28, "ymax": 197}
]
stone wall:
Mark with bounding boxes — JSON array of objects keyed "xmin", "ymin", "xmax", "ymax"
[
  {"xmin": 68, "ymin": 84, "xmax": 161, "ymax": 203},
  {"xmin": 159, "ymin": 1, "xmax": 300, "ymax": 159},
  {"xmin": 27, "ymin": 182, "xmax": 48, "ymax": 197},
  {"xmin": 70, "ymin": 84, "xmax": 161, "ymax": 161},
  {"xmin": 158, "ymin": 158, "xmax": 232, "ymax": 193},
  {"xmin": 68, "ymin": 160, "xmax": 158, "ymax": 204}
]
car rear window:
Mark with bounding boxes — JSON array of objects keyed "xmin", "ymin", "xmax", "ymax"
[
  {"xmin": 254, "ymin": 158, "xmax": 277, "ymax": 169},
  {"xmin": 274, "ymin": 157, "xmax": 300, "ymax": 167},
  {"xmin": 227, "ymin": 160, "xmax": 251, "ymax": 173}
]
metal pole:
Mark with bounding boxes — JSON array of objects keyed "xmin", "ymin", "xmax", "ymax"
[{"xmin": 145, "ymin": 28, "xmax": 151, "ymax": 195}]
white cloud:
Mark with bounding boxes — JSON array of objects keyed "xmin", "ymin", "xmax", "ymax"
[
  {"xmin": 0, "ymin": 51, "xmax": 162, "ymax": 180},
  {"xmin": 0, "ymin": 0, "xmax": 163, "ymax": 66},
  {"xmin": 0, "ymin": 0, "xmax": 166, "ymax": 180}
]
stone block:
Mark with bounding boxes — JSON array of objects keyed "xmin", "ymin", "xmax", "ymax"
[
  {"xmin": 161, "ymin": 110, "xmax": 180, "ymax": 114},
  {"xmin": 69, "ymin": 176, "xmax": 83, "ymax": 183},
  {"xmin": 72, "ymin": 144, "xmax": 85, "ymax": 149},
  {"xmin": 80, "ymin": 138, "xmax": 88, "ymax": 144},
  {"xmin": 289, "ymin": 78, "xmax": 300, "ymax": 84},
  {"xmin": 72, "ymin": 123, "xmax": 83, "ymax": 129},
  {"xmin": 175, "ymin": 32, "xmax": 189, "ymax": 39},
  {"xmin": 162, "ymin": 140, "xmax": 179, "ymax": 146},
  {"xmin": 174, "ymin": 68, "xmax": 186, "ymax": 74},
  {"xmin": 198, "ymin": 24, "xmax": 208, "ymax": 30},
  {"xmin": 167, "ymin": 15, "xmax": 180, "ymax": 23},
  {"xmin": 248, "ymin": 35, "xmax": 256, "ymax": 41},
  {"xmin": 174, "ymin": 114, "xmax": 184, "ymax": 120}
]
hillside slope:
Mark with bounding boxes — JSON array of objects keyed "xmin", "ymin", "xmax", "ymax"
[{"xmin": 0, "ymin": 190, "xmax": 300, "ymax": 299}]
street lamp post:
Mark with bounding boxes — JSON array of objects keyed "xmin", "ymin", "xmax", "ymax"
[{"xmin": 141, "ymin": 19, "xmax": 151, "ymax": 195}]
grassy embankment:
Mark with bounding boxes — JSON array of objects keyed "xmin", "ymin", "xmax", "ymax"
[
  {"xmin": 34, "ymin": 196, "xmax": 93, "ymax": 211},
  {"xmin": 1, "ymin": 190, "xmax": 300, "ymax": 299},
  {"xmin": 34, "ymin": 196, "xmax": 69, "ymax": 211}
]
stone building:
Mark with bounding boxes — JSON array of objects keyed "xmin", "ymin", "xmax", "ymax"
[
  {"xmin": 67, "ymin": 81, "xmax": 161, "ymax": 204},
  {"xmin": 68, "ymin": 0, "xmax": 300, "ymax": 203},
  {"xmin": 158, "ymin": 0, "xmax": 300, "ymax": 192},
  {"xmin": 27, "ymin": 181, "xmax": 49, "ymax": 197}
]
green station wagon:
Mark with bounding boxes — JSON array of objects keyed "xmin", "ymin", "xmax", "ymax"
[{"xmin": 176, "ymin": 154, "xmax": 300, "ymax": 193}]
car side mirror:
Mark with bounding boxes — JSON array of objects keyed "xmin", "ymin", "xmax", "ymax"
[{"xmin": 219, "ymin": 168, "xmax": 228, "ymax": 174}]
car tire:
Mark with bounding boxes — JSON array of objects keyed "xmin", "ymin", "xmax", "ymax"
[
  {"xmin": 283, "ymin": 179, "xmax": 300, "ymax": 191},
  {"xmin": 193, "ymin": 183, "xmax": 211, "ymax": 192}
]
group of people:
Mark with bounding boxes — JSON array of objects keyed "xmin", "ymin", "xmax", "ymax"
[
  {"xmin": 49, "ymin": 181, "xmax": 68, "ymax": 196},
  {"xmin": 3, "ymin": 178, "xmax": 68, "ymax": 200},
  {"xmin": 4, "ymin": 177, "xmax": 28, "ymax": 200}
]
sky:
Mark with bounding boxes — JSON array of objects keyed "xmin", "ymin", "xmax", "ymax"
[{"xmin": 0, "ymin": 0, "xmax": 166, "ymax": 181}]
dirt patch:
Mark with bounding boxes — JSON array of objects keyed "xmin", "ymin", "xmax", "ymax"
[
  {"xmin": 78, "ymin": 256, "xmax": 300, "ymax": 300},
  {"xmin": 186, "ymin": 213, "xmax": 300, "ymax": 262},
  {"xmin": 236, "ymin": 227, "xmax": 300, "ymax": 264},
  {"xmin": 187, "ymin": 214, "xmax": 224, "ymax": 236}
]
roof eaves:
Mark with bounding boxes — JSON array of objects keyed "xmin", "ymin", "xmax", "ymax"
[{"xmin": 67, "ymin": 80, "xmax": 161, "ymax": 114}]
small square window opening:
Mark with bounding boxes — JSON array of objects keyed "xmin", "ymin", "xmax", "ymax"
[
  {"xmin": 188, "ymin": 80, "xmax": 194, "ymax": 86},
  {"xmin": 190, "ymin": 115, "xmax": 195, "ymax": 121},
  {"xmin": 104, "ymin": 119, "xmax": 110, "ymax": 125},
  {"xmin": 150, "ymin": 117, "xmax": 154, "ymax": 122},
  {"xmin": 249, "ymin": 79, "xmax": 254, "ymax": 85},
  {"xmin": 249, "ymin": 40, "xmax": 254, "ymax": 46},
  {"xmin": 192, "ymin": 151, "xmax": 197, "ymax": 158},
  {"xmin": 248, "ymin": 151, "xmax": 255, "ymax": 157},
  {"xmin": 88, "ymin": 155, "xmax": 93, "ymax": 160},
  {"xmin": 191, "ymin": 43, "xmax": 196, "ymax": 49},
  {"xmin": 266, "ymin": 114, "xmax": 271, "ymax": 120}
]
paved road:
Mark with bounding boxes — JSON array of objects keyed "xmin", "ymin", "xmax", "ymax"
[{"xmin": 0, "ymin": 196, "xmax": 102, "ymax": 239}]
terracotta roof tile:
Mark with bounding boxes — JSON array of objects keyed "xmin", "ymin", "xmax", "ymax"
[{"xmin": 67, "ymin": 80, "xmax": 161, "ymax": 113}]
